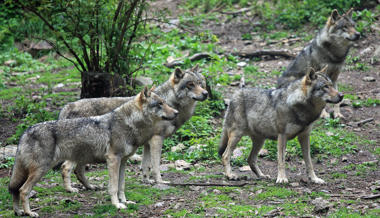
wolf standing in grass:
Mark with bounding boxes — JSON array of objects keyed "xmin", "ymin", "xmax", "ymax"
[
  {"xmin": 219, "ymin": 67, "xmax": 343, "ymax": 184},
  {"xmin": 58, "ymin": 66, "xmax": 207, "ymax": 193},
  {"xmin": 278, "ymin": 8, "xmax": 359, "ymax": 118},
  {"xmin": 8, "ymin": 87, "xmax": 178, "ymax": 217}
]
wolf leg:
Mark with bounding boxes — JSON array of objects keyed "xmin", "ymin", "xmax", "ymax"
[
  {"xmin": 74, "ymin": 163, "xmax": 97, "ymax": 190},
  {"xmin": 222, "ymin": 131, "xmax": 242, "ymax": 180},
  {"xmin": 298, "ymin": 129, "xmax": 325, "ymax": 184},
  {"xmin": 320, "ymin": 108, "xmax": 331, "ymax": 119},
  {"xmin": 332, "ymin": 83, "xmax": 344, "ymax": 118},
  {"xmin": 150, "ymin": 135, "xmax": 169, "ymax": 184},
  {"xmin": 118, "ymin": 158, "xmax": 128, "ymax": 203},
  {"xmin": 106, "ymin": 153, "xmax": 126, "ymax": 209},
  {"xmin": 12, "ymin": 190, "xmax": 23, "ymax": 216},
  {"xmin": 332, "ymin": 103, "xmax": 344, "ymax": 118},
  {"xmin": 142, "ymin": 143, "xmax": 153, "ymax": 183},
  {"xmin": 62, "ymin": 160, "xmax": 79, "ymax": 193},
  {"xmin": 276, "ymin": 134, "xmax": 288, "ymax": 183},
  {"xmin": 20, "ymin": 168, "xmax": 48, "ymax": 217},
  {"xmin": 248, "ymin": 137, "xmax": 270, "ymax": 179}
]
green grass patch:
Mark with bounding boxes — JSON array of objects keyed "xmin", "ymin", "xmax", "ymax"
[{"xmin": 255, "ymin": 186, "xmax": 297, "ymax": 200}]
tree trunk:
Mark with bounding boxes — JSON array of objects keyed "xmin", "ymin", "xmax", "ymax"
[{"xmin": 80, "ymin": 71, "xmax": 127, "ymax": 98}]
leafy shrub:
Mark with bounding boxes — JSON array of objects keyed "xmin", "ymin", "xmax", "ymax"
[{"xmin": 7, "ymin": 97, "xmax": 58, "ymax": 144}]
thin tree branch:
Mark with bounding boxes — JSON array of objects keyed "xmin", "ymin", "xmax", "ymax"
[
  {"xmin": 19, "ymin": 2, "xmax": 87, "ymax": 73},
  {"xmin": 124, "ymin": 1, "xmax": 145, "ymax": 64},
  {"xmin": 111, "ymin": 0, "xmax": 140, "ymax": 71}
]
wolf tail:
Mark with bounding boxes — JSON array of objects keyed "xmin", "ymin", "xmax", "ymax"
[
  {"xmin": 8, "ymin": 159, "xmax": 27, "ymax": 197},
  {"xmin": 218, "ymin": 125, "xmax": 229, "ymax": 157}
]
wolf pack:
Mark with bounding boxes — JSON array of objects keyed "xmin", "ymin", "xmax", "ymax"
[{"xmin": 9, "ymin": 9, "xmax": 360, "ymax": 217}]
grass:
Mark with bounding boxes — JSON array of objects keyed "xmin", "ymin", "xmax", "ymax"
[{"xmin": 0, "ymin": 1, "xmax": 379, "ymax": 217}]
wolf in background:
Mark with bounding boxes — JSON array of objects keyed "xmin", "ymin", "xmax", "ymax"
[
  {"xmin": 278, "ymin": 8, "xmax": 359, "ymax": 118},
  {"xmin": 58, "ymin": 66, "xmax": 207, "ymax": 192},
  {"xmin": 219, "ymin": 67, "xmax": 343, "ymax": 184},
  {"xmin": 9, "ymin": 87, "xmax": 178, "ymax": 216}
]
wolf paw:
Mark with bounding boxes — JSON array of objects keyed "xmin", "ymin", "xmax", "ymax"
[
  {"xmin": 156, "ymin": 179, "xmax": 170, "ymax": 184},
  {"xmin": 276, "ymin": 177, "xmax": 289, "ymax": 184},
  {"xmin": 115, "ymin": 203, "xmax": 127, "ymax": 209},
  {"xmin": 142, "ymin": 177, "xmax": 155, "ymax": 184},
  {"xmin": 14, "ymin": 209, "xmax": 24, "ymax": 216},
  {"xmin": 259, "ymin": 174, "xmax": 271, "ymax": 179},
  {"xmin": 86, "ymin": 184, "xmax": 99, "ymax": 190},
  {"xmin": 311, "ymin": 177, "xmax": 326, "ymax": 184},
  {"xmin": 27, "ymin": 211, "xmax": 39, "ymax": 217},
  {"xmin": 226, "ymin": 173, "xmax": 240, "ymax": 181},
  {"xmin": 66, "ymin": 187, "xmax": 79, "ymax": 193},
  {"xmin": 333, "ymin": 112, "xmax": 345, "ymax": 119},
  {"xmin": 119, "ymin": 195, "xmax": 127, "ymax": 203},
  {"xmin": 320, "ymin": 110, "xmax": 331, "ymax": 119}
]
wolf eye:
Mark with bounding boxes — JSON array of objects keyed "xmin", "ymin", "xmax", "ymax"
[{"xmin": 187, "ymin": 82, "xmax": 195, "ymax": 88}]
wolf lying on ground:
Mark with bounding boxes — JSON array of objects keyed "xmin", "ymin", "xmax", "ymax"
[
  {"xmin": 9, "ymin": 87, "xmax": 178, "ymax": 217},
  {"xmin": 278, "ymin": 8, "xmax": 359, "ymax": 118},
  {"xmin": 219, "ymin": 66, "xmax": 343, "ymax": 184},
  {"xmin": 58, "ymin": 66, "xmax": 207, "ymax": 193}
]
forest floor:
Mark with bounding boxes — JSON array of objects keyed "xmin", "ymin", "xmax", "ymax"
[{"xmin": 0, "ymin": 0, "xmax": 379, "ymax": 217}]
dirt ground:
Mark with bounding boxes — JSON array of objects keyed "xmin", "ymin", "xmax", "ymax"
[{"xmin": 1, "ymin": 1, "xmax": 379, "ymax": 217}]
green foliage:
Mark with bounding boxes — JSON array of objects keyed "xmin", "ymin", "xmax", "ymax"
[
  {"xmin": 255, "ymin": 186, "xmax": 297, "ymax": 200},
  {"xmin": 345, "ymin": 94, "xmax": 380, "ymax": 108},
  {"xmin": 0, "ymin": 157, "xmax": 14, "ymax": 169},
  {"xmin": 353, "ymin": 9, "xmax": 376, "ymax": 33},
  {"xmin": 7, "ymin": 97, "xmax": 58, "ymax": 144},
  {"xmin": 255, "ymin": 0, "xmax": 369, "ymax": 29}
]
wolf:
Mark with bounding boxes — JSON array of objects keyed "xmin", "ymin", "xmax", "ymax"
[
  {"xmin": 8, "ymin": 87, "xmax": 178, "ymax": 217},
  {"xmin": 58, "ymin": 66, "xmax": 207, "ymax": 192},
  {"xmin": 277, "ymin": 8, "xmax": 359, "ymax": 118},
  {"xmin": 58, "ymin": 97, "xmax": 133, "ymax": 193},
  {"xmin": 219, "ymin": 67, "xmax": 343, "ymax": 184}
]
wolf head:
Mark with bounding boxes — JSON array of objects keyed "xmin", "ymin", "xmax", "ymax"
[
  {"xmin": 137, "ymin": 87, "xmax": 178, "ymax": 120},
  {"xmin": 170, "ymin": 65, "xmax": 208, "ymax": 101},
  {"xmin": 325, "ymin": 8, "xmax": 360, "ymax": 43},
  {"xmin": 303, "ymin": 67, "xmax": 344, "ymax": 104}
]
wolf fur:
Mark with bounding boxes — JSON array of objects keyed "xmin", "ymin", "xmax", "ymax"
[
  {"xmin": 219, "ymin": 67, "xmax": 343, "ymax": 184},
  {"xmin": 58, "ymin": 66, "xmax": 207, "ymax": 192},
  {"xmin": 277, "ymin": 8, "xmax": 359, "ymax": 118},
  {"xmin": 8, "ymin": 87, "xmax": 178, "ymax": 217},
  {"xmin": 58, "ymin": 97, "xmax": 133, "ymax": 192}
]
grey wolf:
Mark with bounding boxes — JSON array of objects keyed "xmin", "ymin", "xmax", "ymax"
[
  {"xmin": 277, "ymin": 8, "xmax": 359, "ymax": 118},
  {"xmin": 9, "ymin": 87, "xmax": 178, "ymax": 217},
  {"xmin": 58, "ymin": 66, "xmax": 207, "ymax": 192},
  {"xmin": 58, "ymin": 97, "xmax": 133, "ymax": 193},
  {"xmin": 219, "ymin": 67, "xmax": 343, "ymax": 184}
]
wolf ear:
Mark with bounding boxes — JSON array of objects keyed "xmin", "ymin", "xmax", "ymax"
[
  {"xmin": 344, "ymin": 8, "xmax": 353, "ymax": 18},
  {"xmin": 192, "ymin": 64, "xmax": 199, "ymax": 73},
  {"xmin": 327, "ymin": 9, "xmax": 340, "ymax": 26},
  {"xmin": 150, "ymin": 85, "xmax": 156, "ymax": 92},
  {"xmin": 137, "ymin": 86, "xmax": 148, "ymax": 108},
  {"xmin": 141, "ymin": 86, "xmax": 149, "ymax": 101},
  {"xmin": 305, "ymin": 68, "xmax": 317, "ymax": 85},
  {"xmin": 172, "ymin": 68, "xmax": 185, "ymax": 83}
]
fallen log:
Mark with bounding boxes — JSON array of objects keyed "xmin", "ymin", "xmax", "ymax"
[
  {"xmin": 167, "ymin": 182, "xmax": 255, "ymax": 187},
  {"xmin": 164, "ymin": 52, "xmax": 212, "ymax": 68},
  {"xmin": 231, "ymin": 49, "xmax": 295, "ymax": 59}
]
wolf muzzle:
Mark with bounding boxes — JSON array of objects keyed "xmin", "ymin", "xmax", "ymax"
[
  {"xmin": 162, "ymin": 109, "xmax": 178, "ymax": 120},
  {"xmin": 326, "ymin": 92, "xmax": 344, "ymax": 104},
  {"xmin": 347, "ymin": 32, "xmax": 360, "ymax": 41},
  {"xmin": 193, "ymin": 90, "xmax": 208, "ymax": 101}
]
